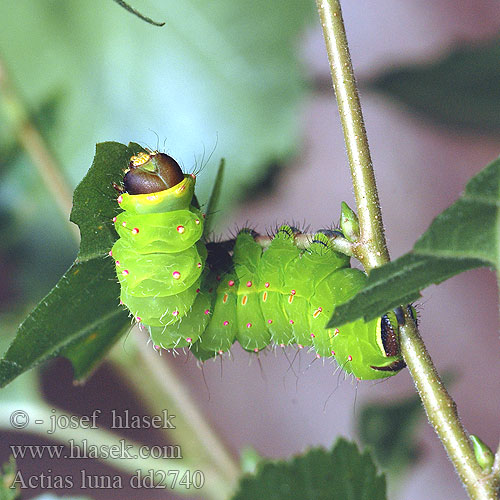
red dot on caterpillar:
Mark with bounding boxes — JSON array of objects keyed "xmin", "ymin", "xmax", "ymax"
[
  {"xmin": 136, "ymin": 316, "xmax": 142, "ymax": 322},
  {"xmin": 197, "ymin": 262, "xmax": 202, "ymax": 268},
  {"xmin": 316, "ymin": 353, "xmax": 321, "ymax": 359},
  {"xmin": 267, "ymin": 319, "xmax": 273, "ymax": 324},
  {"xmin": 108, "ymin": 250, "xmax": 113, "ymax": 257},
  {"xmin": 172, "ymin": 271, "xmax": 181, "ymax": 279},
  {"xmin": 289, "ymin": 320, "xmax": 294, "ymax": 325},
  {"xmin": 176, "ymin": 225, "xmax": 185, "ymax": 233},
  {"xmin": 280, "ymin": 343, "xmax": 285, "ymax": 347},
  {"xmin": 204, "ymin": 309, "xmax": 210, "ymax": 315},
  {"xmin": 246, "ymin": 323, "xmax": 252, "ymax": 328},
  {"xmin": 228, "ymin": 280, "xmax": 235, "ymax": 287},
  {"xmin": 298, "ymin": 344, "xmax": 304, "ymax": 349},
  {"xmin": 131, "ymin": 227, "xmax": 139, "ymax": 235},
  {"xmin": 186, "ymin": 337, "xmax": 192, "ymax": 343},
  {"xmin": 154, "ymin": 345, "xmax": 161, "ymax": 351},
  {"xmin": 196, "ymin": 288, "xmax": 200, "ymax": 293},
  {"xmin": 223, "ymin": 321, "xmax": 229, "ymax": 326},
  {"xmin": 331, "ymin": 350, "xmax": 336, "ymax": 355},
  {"xmin": 218, "ymin": 350, "xmax": 224, "ymax": 355},
  {"xmin": 172, "ymin": 310, "xmax": 179, "ymax": 317},
  {"xmin": 121, "ymin": 269, "xmax": 129, "ymax": 276},
  {"xmin": 112, "ymin": 216, "xmax": 117, "ymax": 222},
  {"xmin": 291, "ymin": 289, "xmax": 296, "ymax": 295},
  {"xmin": 190, "ymin": 173, "xmax": 196, "ymax": 179},
  {"xmin": 264, "ymin": 282, "xmax": 270, "ymax": 288},
  {"xmin": 117, "ymin": 195, "xmax": 123, "ymax": 204},
  {"xmin": 253, "ymin": 348, "xmax": 259, "ymax": 353},
  {"xmin": 195, "ymin": 219, "xmax": 200, "ymax": 225},
  {"xmin": 115, "ymin": 260, "xmax": 120, "ymax": 265},
  {"xmin": 246, "ymin": 281, "xmax": 252, "ymax": 287},
  {"xmin": 122, "ymin": 221, "xmax": 127, "ymax": 227},
  {"xmin": 119, "ymin": 300, "xmax": 124, "ymax": 305},
  {"xmin": 310, "ymin": 333, "xmax": 315, "ymax": 338},
  {"xmin": 334, "ymin": 328, "xmax": 340, "ymax": 335},
  {"xmin": 347, "ymin": 355, "xmax": 353, "ymax": 361}
]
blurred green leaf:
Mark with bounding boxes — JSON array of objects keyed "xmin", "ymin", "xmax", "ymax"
[
  {"xmin": 357, "ymin": 394, "xmax": 423, "ymax": 474},
  {"xmin": 329, "ymin": 156, "xmax": 499, "ymax": 326},
  {"xmin": 231, "ymin": 438, "xmax": 386, "ymax": 500},
  {"xmin": 240, "ymin": 446, "xmax": 263, "ymax": 475},
  {"xmin": 0, "ymin": 0, "xmax": 314, "ymax": 209},
  {"xmin": 0, "ymin": 457, "xmax": 19, "ymax": 500},
  {"xmin": 371, "ymin": 37, "xmax": 500, "ymax": 132}
]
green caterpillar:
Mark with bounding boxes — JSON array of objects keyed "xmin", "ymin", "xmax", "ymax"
[{"xmin": 111, "ymin": 151, "xmax": 405, "ymax": 380}]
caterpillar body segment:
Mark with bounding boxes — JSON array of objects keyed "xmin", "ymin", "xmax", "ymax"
[
  {"xmin": 112, "ymin": 151, "xmax": 406, "ymax": 380},
  {"xmin": 111, "ymin": 152, "xmax": 206, "ymax": 328}
]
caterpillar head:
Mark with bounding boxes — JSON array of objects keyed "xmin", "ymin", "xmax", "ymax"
[
  {"xmin": 123, "ymin": 151, "xmax": 185, "ymax": 194},
  {"xmin": 369, "ymin": 312, "xmax": 406, "ymax": 375}
]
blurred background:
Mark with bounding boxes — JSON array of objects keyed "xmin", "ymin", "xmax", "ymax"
[{"xmin": 1, "ymin": 1, "xmax": 499, "ymax": 499}]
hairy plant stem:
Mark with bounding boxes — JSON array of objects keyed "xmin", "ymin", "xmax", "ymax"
[
  {"xmin": 315, "ymin": 0, "xmax": 388, "ymax": 271},
  {"xmin": 315, "ymin": 0, "xmax": 498, "ymax": 498}
]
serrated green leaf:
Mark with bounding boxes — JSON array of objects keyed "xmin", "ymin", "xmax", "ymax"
[
  {"xmin": 0, "ymin": 142, "xmax": 144, "ymax": 387},
  {"xmin": 231, "ymin": 438, "xmax": 386, "ymax": 500},
  {"xmin": 70, "ymin": 141, "xmax": 140, "ymax": 261},
  {"xmin": 329, "ymin": 156, "xmax": 499, "ymax": 326},
  {"xmin": 0, "ymin": 258, "xmax": 129, "ymax": 388},
  {"xmin": 371, "ymin": 37, "xmax": 500, "ymax": 132}
]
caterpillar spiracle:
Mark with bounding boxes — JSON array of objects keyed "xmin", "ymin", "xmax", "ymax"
[{"xmin": 111, "ymin": 151, "xmax": 406, "ymax": 380}]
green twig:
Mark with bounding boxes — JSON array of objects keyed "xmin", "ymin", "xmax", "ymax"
[
  {"xmin": 315, "ymin": 0, "xmax": 498, "ymax": 498},
  {"xmin": 315, "ymin": 0, "xmax": 388, "ymax": 272},
  {"xmin": 112, "ymin": 0, "xmax": 165, "ymax": 27}
]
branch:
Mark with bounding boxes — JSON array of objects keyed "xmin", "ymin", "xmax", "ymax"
[
  {"xmin": 315, "ymin": 0, "xmax": 388, "ymax": 272},
  {"xmin": 315, "ymin": 0, "xmax": 498, "ymax": 498}
]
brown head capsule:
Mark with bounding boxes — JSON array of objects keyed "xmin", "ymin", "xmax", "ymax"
[{"xmin": 123, "ymin": 152, "xmax": 184, "ymax": 194}]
